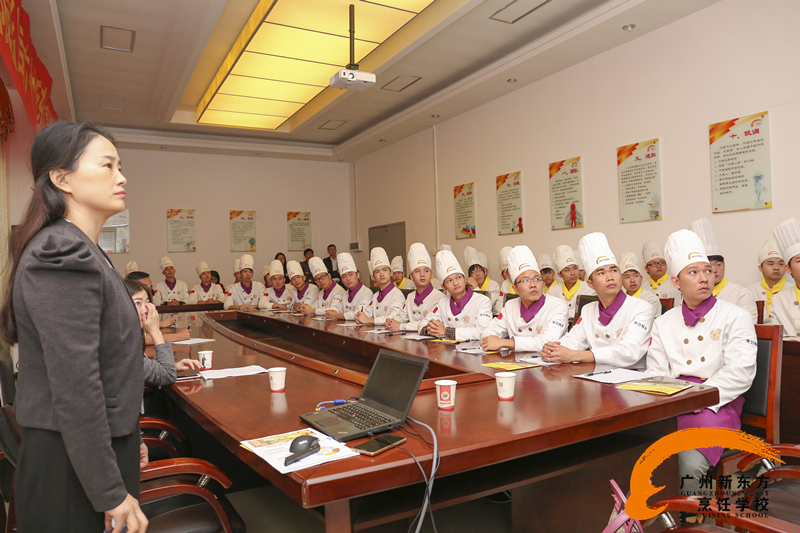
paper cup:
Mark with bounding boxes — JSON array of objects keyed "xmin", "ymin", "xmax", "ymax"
[
  {"xmin": 268, "ymin": 367, "xmax": 287, "ymax": 392},
  {"xmin": 495, "ymin": 372, "xmax": 516, "ymax": 401},
  {"xmin": 435, "ymin": 379, "xmax": 457, "ymax": 410},
  {"xmin": 198, "ymin": 350, "xmax": 213, "ymax": 370}
]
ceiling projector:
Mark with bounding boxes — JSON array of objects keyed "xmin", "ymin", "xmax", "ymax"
[{"xmin": 330, "ymin": 69, "xmax": 376, "ymax": 91}]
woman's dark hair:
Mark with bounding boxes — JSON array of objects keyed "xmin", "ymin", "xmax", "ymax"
[
  {"xmin": 1, "ymin": 122, "xmax": 116, "ymax": 344},
  {"xmin": 209, "ymin": 270, "xmax": 220, "ymax": 283},
  {"xmin": 127, "ymin": 270, "xmax": 151, "ymax": 281},
  {"xmin": 274, "ymin": 252, "xmax": 286, "ymax": 263},
  {"xmin": 124, "ymin": 278, "xmax": 153, "ymax": 302}
]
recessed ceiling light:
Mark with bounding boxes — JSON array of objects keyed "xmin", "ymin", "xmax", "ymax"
[
  {"xmin": 255, "ymin": 152, "xmax": 263, "ymax": 156},
  {"xmin": 431, "ymin": 114, "xmax": 440, "ymax": 118},
  {"xmin": 622, "ymin": 24, "xmax": 636, "ymax": 31},
  {"xmin": 159, "ymin": 146, "xmax": 168, "ymax": 150},
  {"xmin": 507, "ymin": 78, "xmax": 517, "ymax": 83}
]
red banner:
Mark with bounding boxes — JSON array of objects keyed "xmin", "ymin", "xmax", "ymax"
[{"xmin": 0, "ymin": 0, "xmax": 57, "ymax": 129}]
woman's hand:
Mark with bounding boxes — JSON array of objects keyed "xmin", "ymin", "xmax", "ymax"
[
  {"xmin": 139, "ymin": 442, "xmax": 149, "ymax": 470},
  {"xmin": 175, "ymin": 358, "xmax": 201, "ymax": 372},
  {"xmin": 105, "ymin": 493, "xmax": 148, "ymax": 533}
]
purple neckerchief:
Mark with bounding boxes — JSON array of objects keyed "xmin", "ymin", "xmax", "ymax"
[
  {"xmin": 449, "ymin": 286, "xmax": 474, "ymax": 316},
  {"xmin": 323, "ymin": 281, "xmax": 337, "ymax": 300},
  {"xmin": 348, "ymin": 282, "xmax": 364, "ymax": 303},
  {"xmin": 274, "ymin": 286, "xmax": 286, "ymax": 299},
  {"xmin": 241, "ymin": 282, "xmax": 252, "ymax": 295},
  {"xmin": 677, "ymin": 375, "xmax": 744, "ymax": 465},
  {"xmin": 200, "ymin": 282, "xmax": 212, "ymax": 292},
  {"xmin": 297, "ymin": 283, "xmax": 309, "ymax": 300},
  {"xmin": 520, "ymin": 295, "xmax": 546, "ymax": 323},
  {"xmin": 682, "ymin": 295, "xmax": 717, "ymax": 327},
  {"xmin": 598, "ymin": 290, "xmax": 626, "ymax": 326},
  {"xmin": 165, "ymin": 279, "xmax": 176, "ymax": 291},
  {"xmin": 414, "ymin": 284, "xmax": 434, "ymax": 306},
  {"xmin": 377, "ymin": 283, "xmax": 394, "ymax": 303}
]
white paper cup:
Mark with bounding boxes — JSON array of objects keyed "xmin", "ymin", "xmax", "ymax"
[
  {"xmin": 435, "ymin": 379, "xmax": 457, "ymax": 410},
  {"xmin": 495, "ymin": 372, "xmax": 516, "ymax": 401},
  {"xmin": 268, "ymin": 367, "xmax": 287, "ymax": 392},
  {"xmin": 198, "ymin": 350, "xmax": 213, "ymax": 370}
]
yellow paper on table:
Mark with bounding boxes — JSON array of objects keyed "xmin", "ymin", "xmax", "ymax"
[
  {"xmin": 616, "ymin": 376, "xmax": 693, "ymax": 396},
  {"xmin": 431, "ymin": 338, "xmax": 460, "ymax": 344},
  {"xmin": 482, "ymin": 362, "xmax": 540, "ymax": 370}
]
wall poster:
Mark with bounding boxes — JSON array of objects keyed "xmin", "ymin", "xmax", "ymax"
[
  {"xmin": 496, "ymin": 171, "xmax": 523, "ymax": 235},
  {"xmin": 230, "ymin": 210, "xmax": 257, "ymax": 252},
  {"xmin": 454, "ymin": 182, "xmax": 476, "ymax": 239},
  {"xmin": 100, "ymin": 209, "xmax": 130, "ymax": 254},
  {"xmin": 287, "ymin": 212, "xmax": 312, "ymax": 251},
  {"xmin": 549, "ymin": 157, "xmax": 584, "ymax": 230},
  {"xmin": 709, "ymin": 111, "xmax": 771, "ymax": 213},
  {"xmin": 617, "ymin": 138, "xmax": 662, "ymax": 223},
  {"xmin": 166, "ymin": 209, "xmax": 196, "ymax": 253}
]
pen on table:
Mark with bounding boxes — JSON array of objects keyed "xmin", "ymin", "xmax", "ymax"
[
  {"xmin": 385, "ymin": 332, "xmax": 406, "ymax": 337},
  {"xmin": 584, "ymin": 370, "xmax": 612, "ymax": 377}
]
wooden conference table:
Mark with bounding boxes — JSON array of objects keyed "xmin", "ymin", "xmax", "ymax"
[{"xmin": 158, "ymin": 307, "xmax": 718, "ymax": 532}]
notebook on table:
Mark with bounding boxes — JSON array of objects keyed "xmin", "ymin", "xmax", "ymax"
[{"xmin": 299, "ymin": 349, "xmax": 429, "ymax": 442}]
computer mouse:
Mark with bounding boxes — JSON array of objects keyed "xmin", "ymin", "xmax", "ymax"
[{"xmin": 289, "ymin": 435, "xmax": 319, "ymax": 453}]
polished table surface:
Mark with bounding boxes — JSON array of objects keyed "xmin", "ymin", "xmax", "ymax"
[{"xmin": 159, "ymin": 308, "xmax": 719, "ymax": 530}]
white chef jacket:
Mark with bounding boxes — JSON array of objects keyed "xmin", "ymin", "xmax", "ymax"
[
  {"xmin": 313, "ymin": 283, "xmax": 347, "ymax": 315},
  {"xmin": 188, "ymin": 283, "xmax": 225, "ymax": 304},
  {"xmin": 549, "ymin": 280, "xmax": 596, "ymax": 319},
  {"xmin": 770, "ymin": 285, "xmax": 800, "ymax": 337},
  {"xmin": 419, "ymin": 291, "xmax": 493, "ymax": 340},
  {"xmin": 258, "ymin": 286, "xmax": 295, "ymax": 309},
  {"xmin": 715, "ymin": 279, "xmax": 758, "ymax": 324},
  {"xmin": 398, "ymin": 287, "xmax": 444, "ymax": 332},
  {"xmin": 153, "ymin": 280, "xmax": 189, "ymax": 305},
  {"xmin": 630, "ymin": 287, "xmax": 662, "ymax": 318},
  {"xmin": 544, "ymin": 281, "xmax": 560, "ymax": 295},
  {"xmin": 646, "ymin": 299, "xmax": 757, "ymax": 412},
  {"xmin": 560, "ymin": 293, "xmax": 654, "ymax": 368},
  {"xmin": 477, "ymin": 278, "xmax": 502, "ymax": 315},
  {"xmin": 224, "ymin": 281, "xmax": 265, "ymax": 309},
  {"xmin": 291, "ymin": 283, "xmax": 319, "ymax": 310},
  {"xmin": 481, "ymin": 295, "xmax": 569, "ymax": 352},
  {"xmin": 395, "ymin": 277, "xmax": 415, "ymax": 291},
  {"xmin": 364, "ymin": 285, "xmax": 405, "ymax": 326},
  {"xmin": 748, "ymin": 277, "xmax": 794, "ymax": 324},
  {"xmin": 342, "ymin": 284, "xmax": 374, "ymax": 321},
  {"xmin": 648, "ymin": 276, "xmax": 683, "ymax": 307}
]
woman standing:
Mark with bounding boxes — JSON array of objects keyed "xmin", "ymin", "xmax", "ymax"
[{"xmin": 0, "ymin": 122, "xmax": 148, "ymax": 532}]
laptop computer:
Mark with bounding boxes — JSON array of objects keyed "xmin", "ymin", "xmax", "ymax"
[{"xmin": 299, "ymin": 349, "xmax": 429, "ymax": 442}]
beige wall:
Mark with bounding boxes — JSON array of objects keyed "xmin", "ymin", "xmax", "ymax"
[{"xmin": 353, "ymin": 0, "xmax": 800, "ymax": 287}]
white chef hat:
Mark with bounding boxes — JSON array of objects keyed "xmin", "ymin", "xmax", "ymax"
[
  {"xmin": 757, "ymin": 236, "xmax": 783, "ymax": 265},
  {"xmin": 367, "ymin": 260, "xmax": 374, "ymax": 275},
  {"xmin": 508, "ymin": 246, "xmax": 539, "ymax": 284},
  {"xmin": 370, "ymin": 247, "xmax": 391, "ymax": 272},
  {"xmin": 774, "ymin": 217, "xmax": 800, "ymax": 263},
  {"xmin": 160, "ymin": 256, "xmax": 174, "ymax": 271},
  {"xmin": 463, "ymin": 246, "xmax": 481, "ymax": 270},
  {"xmin": 240, "ymin": 254, "xmax": 254, "ymax": 271},
  {"xmin": 391, "ymin": 256, "xmax": 404, "ymax": 274},
  {"xmin": 338, "ymin": 252, "xmax": 357, "ymax": 275},
  {"xmin": 690, "ymin": 217, "xmax": 722, "ymax": 257},
  {"xmin": 125, "ymin": 261, "xmax": 139, "ymax": 277},
  {"xmin": 309, "ymin": 256, "xmax": 326, "ymax": 278},
  {"xmin": 478, "ymin": 252, "xmax": 489, "ymax": 269},
  {"xmin": 439, "ymin": 244, "xmax": 452, "ymax": 252},
  {"xmin": 619, "ymin": 252, "xmax": 643, "ymax": 276},
  {"xmin": 287, "ymin": 260, "xmax": 303, "ymax": 280},
  {"xmin": 537, "ymin": 253, "xmax": 555, "ymax": 272},
  {"xmin": 261, "ymin": 264, "xmax": 270, "ymax": 278},
  {"xmin": 269, "ymin": 260, "xmax": 283, "ymax": 278},
  {"xmin": 665, "ymin": 229, "xmax": 708, "ymax": 277},
  {"xmin": 233, "ymin": 258, "xmax": 241, "ymax": 273},
  {"xmin": 578, "ymin": 232, "xmax": 617, "ymax": 277},
  {"xmin": 436, "ymin": 250, "xmax": 464, "ymax": 282},
  {"xmin": 641, "ymin": 241, "xmax": 665, "ymax": 265},
  {"xmin": 498, "ymin": 246, "xmax": 513, "ymax": 272},
  {"xmin": 195, "ymin": 261, "xmax": 210, "ymax": 277},
  {"xmin": 407, "ymin": 243, "xmax": 432, "ymax": 273},
  {"xmin": 574, "ymin": 254, "xmax": 585, "ymax": 271},
  {"xmin": 553, "ymin": 245, "xmax": 578, "ymax": 272}
]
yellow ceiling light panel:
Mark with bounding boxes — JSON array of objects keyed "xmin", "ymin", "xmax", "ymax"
[
  {"xmin": 209, "ymin": 94, "xmax": 304, "ymax": 117},
  {"xmin": 248, "ymin": 23, "xmax": 378, "ymax": 66},
  {"xmin": 367, "ymin": 0, "xmax": 435, "ymax": 12},
  {"xmin": 219, "ymin": 76, "xmax": 321, "ymax": 104},
  {"xmin": 232, "ymin": 53, "xmax": 340, "ymax": 87},
  {"xmin": 199, "ymin": 110, "xmax": 287, "ymax": 130}
]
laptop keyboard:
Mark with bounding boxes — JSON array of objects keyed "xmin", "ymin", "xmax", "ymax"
[{"xmin": 329, "ymin": 403, "xmax": 394, "ymax": 430}]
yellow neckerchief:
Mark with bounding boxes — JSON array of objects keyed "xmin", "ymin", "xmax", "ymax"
[
  {"xmin": 562, "ymin": 279, "xmax": 581, "ymax": 301},
  {"xmin": 761, "ymin": 276, "xmax": 786, "ymax": 316},
  {"xmin": 796, "ymin": 285, "xmax": 800, "ymax": 308},
  {"xmin": 630, "ymin": 287, "xmax": 643, "ymax": 298},
  {"xmin": 545, "ymin": 280, "xmax": 557, "ymax": 293},
  {"xmin": 480, "ymin": 276, "xmax": 491, "ymax": 291},
  {"xmin": 649, "ymin": 272, "xmax": 669, "ymax": 290},
  {"xmin": 712, "ymin": 277, "xmax": 728, "ymax": 297},
  {"xmin": 399, "ymin": 277, "xmax": 410, "ymax": 289}
]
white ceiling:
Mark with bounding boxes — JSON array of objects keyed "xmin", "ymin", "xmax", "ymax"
[{"xmin": 26, "ymin": 0, "xmax": 719, "ymax": 161}]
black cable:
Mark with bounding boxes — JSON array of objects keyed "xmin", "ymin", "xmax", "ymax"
[{"xmin": 399, "ymin": 422, "xmax": 433, "ymax": 446}]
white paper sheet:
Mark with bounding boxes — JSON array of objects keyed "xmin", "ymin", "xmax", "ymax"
[
  {"xmin": 403, "ymin": 334, "xmax": 436, "ymax": 340},
  {"xmin": 240, "ymin": 428, "xmax": 359, "ymax": 474},
  {"xmin": 517, "ymin": 355, "xmax": 561, "ymax": 366},
  {"xmin": 199, "ymin": 365, "xmax": 269, "ymax": 380},
  {"xmin": 171, "ymin": 338, "xmax": 216, "ymax": 346},
  {"xmin": 574, "ymin": 368, "xmax": 652, "ymax": 384}
]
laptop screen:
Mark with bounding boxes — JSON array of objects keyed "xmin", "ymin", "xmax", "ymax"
[{"xmin": 361, "ymin": 350, "xmax": 428, "ymax": 417}]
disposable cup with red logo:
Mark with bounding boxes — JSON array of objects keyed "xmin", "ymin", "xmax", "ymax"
[
  {"xmin": 435, "ymin": 379, "xmax": 457, "ymax": 410},
  {"xmin": 495, "ymin": 372, "xmax": 516, "ymax": 401}
]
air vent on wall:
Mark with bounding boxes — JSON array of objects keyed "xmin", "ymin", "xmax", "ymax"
[
  {"xmin": 100, "ymin": 96, "xmax": 126, "ymax": 111},
  {"xmin": 381, "ymin": 76, "xmax": 422, "ymax": 92},
  {"xmin": 319, "ymin": 120, "xmax": 347, "ymax": 130},
  {"xmin": 490, "ymin": 0, "xmax": 552, "ymax": 24},
  {"xmin": 100, "ymin": 25, "xmax": 136, "ymax": 52}
]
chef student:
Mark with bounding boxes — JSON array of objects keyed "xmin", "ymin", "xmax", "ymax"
[
  {"xmin": 619, "ymin": 252, "xmax": 661, "ymax": 317},
  {"xmin": 299, "ymin": 256, "xmax": 347, "ymax": 316},
  {"xmin": 391, "ymin": 256, "xmax": 414, "ymax": 290},
  {"xmin": 542, "ymin": 233, "xmax": 654, "ymax": 368},
  {"xmin": 153, "ymin": 256, "xmax": 189, "ymax": 306},
  {"xmin": 386, "ymin": 243, "xmax": 444, "ymax": 332},
  {"xmin": 770, "ymin": 217, "xmax": 800, "ymax": 336},
  {"xmin": 646, "ymin": 229, "xmax": 756, "ymax": 499},
  {"xmin": 575, "ymin": 255, "xmax": 586, "ymax": 282},
  {"xmin": 259, "ymin": 260, "xmax": 294, "ymax": 310},
  {"xmin": 481, "ymin": 245, "xmax": 569, "ymax": 352},
  {"xmin": 748, "ymin": 236, "xmax": 792, "ymax": 323},
  {"xmin": 537, "ymin": 253, "xmax": 559, "ymax": 294},
  {"xmin": 188, "ymin": 261, "xmax": 225, "ymax": 304},
  {"xmin": 463, "ymin": 246, "xmax": 502, "ymax": 315},
  {"xmin": 224, "ymin": 254, "xmax": 264, "ymax": 311},
  {"xmin": 549, "ymin": 244, "xmax": 595, "ymax": 318},
  {"xmin": 498, "ymin": 246, "xmax": 514, "ymax": 298},
  {"xmin": 418, "ymin": 250, "xmax": 492, "ymax": 340},
  {"xmin": 642, "ymin": 241, "xmax": 683, "ymax": 304},
  {"xmin": 125, "ymin": 260, "xmax": 139, "ymax": 278},
  {"xmin": 691, "ymin": 217, "xmax": 758, "ymax": 323},
  {"xmin": 355, "ymin": 248, "xmax": 405, "ymax": 325},
  {"xmin": 230, "ymin": 258, "xmax": 242, "ymax": 288},
  {"xmin": 287, "ymin": 260, "xmax": 319, "ymax": 312},
  {"xmin": 325, "ymin": 253, "xmax": 372, "ymax": 320}
]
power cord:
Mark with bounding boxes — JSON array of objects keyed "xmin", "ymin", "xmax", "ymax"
[{"xmin": 405, "ymin": 416, "xmax": 440, "ymax": 533}]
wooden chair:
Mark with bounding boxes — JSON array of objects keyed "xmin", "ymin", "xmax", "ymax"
[
  {"xmin": 659, "ymin": 298, "xmax": 675, "ymax": 315},
  {"xmin": 756, "ymin": 300, "xmax": 765, "ymax": 324}
]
